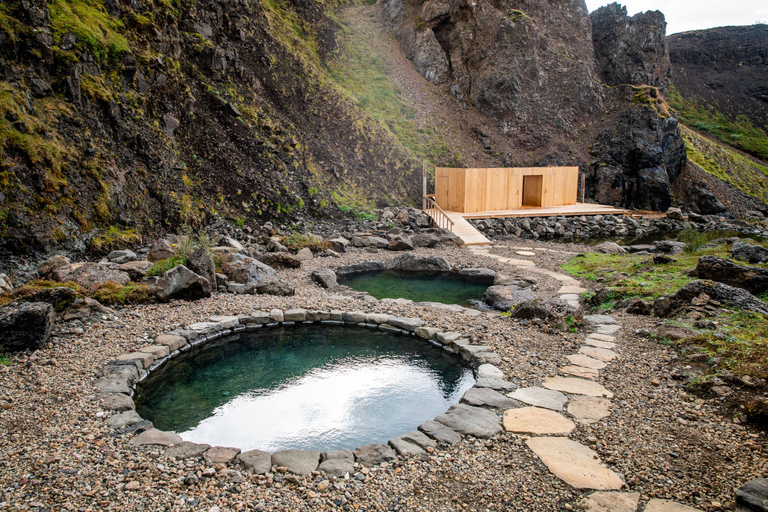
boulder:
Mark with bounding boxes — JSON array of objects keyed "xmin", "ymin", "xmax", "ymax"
[
  {"xmin": 38, "ymin": 255, "xmax": 71, "ymax": 278},
  {"xmin": 255, "ymin": 278, "xmax": 295, "ymax": 296},
  {"xmin": 457, "ymin": 268, "xmax": 496, "ymax": 281},
  {"xmin": 271, "ymin": 450, "xmax": 320, "ymax": 476},
  {"xmin": 665, "ymin": 207, "xmax": 685, "ymax": 220},
  {"xmin": 418, "ymin": 420, "xmax": 462, "ymax": 444},
  {"xmin": 327, "ymin": 237, "xmax": 349, "ymax": 253},
  {"xmin": 257, "ymin": 252, "xmax": 302, "ymax": 269},
  {"xmin": 512, "ymin": 299, "xmax": 582, "ymax": 325},
  {"xmin": 410, "ymin": 233, "xmax": 440, "ymax": 247},
  {"xmin": 220, "ymin": 253, "xmax": 276, "ymax": 285},
  {"xmin": 594, "ymin": 241, "xmax": 626, "ymax": 254},
  {"xmin": 53, "ymin": 263, "xmax": 130, "ymax": 289},
  {"xmin": 216, "ymin": 235, "xmax": 244, "ymax": 250},
  {"xmin": 696, "ymin": 255, "xmax": 768, "ymax": 295},
  {"xmin": 118, "ymin": 261, "xmax": 154, "ymax": 280},
  {"xmin": 296, "ymin": 247, "xmax": 313, "ymax": 261},
  {"xmin": 154, "ymin": 265, "xmax": 212, "ymax": 302},
  {"xmin": 385, "ymin": 253, "xmax": 451, "ymax": 272},
  {"xmin": 60, "ymin": 297, "xmax": 111, "ymax": 321},
  {"xmin": 238, "ymin": 449, "xmax": 272, "ymax": 474},
  {"xmin": 351, "ymin": 235, "xmax": 389, "ymax": 248},
  {"xmin": 388, "ymin": 234, "xmax": 415, "ymax": 251},
  {"xmin": 267, "ymin": 237, "xmax": 289, "ymax": 253},
  {"xmin": 148, "ymin": 239, "xmax": 176, "ymax": 262},
  {"xmin": 187, "ymin": 248, "xmax": 216, "ymax": 287},
  {"xmin": 318, "ymin": 459, "xmax": 355, "ymax": 477},
  {"xmin": 731, "ymin": 240, "xmax": 768, "ymax": 264},
  {"xmin": 668, "ymin": 280, "xmax": 768, "ymax": 316},
  {"xmin": 626, "ymin": 299, "xmax": 652, "ymax": 315},
  {"xmin": 483, "ymin": 285, "xmax": 536, "ymax": 311},
  {"xmin": 0, "ymin": 302, "xmax": 54, "ymax": 352},
  {"xmin": 312, "ymin": 269, "xmax": 338, "ymax": 288},
  {"xmin": 0, "ymin": 274, "xmax": 12, "ymax": 293},
  {"xmin": 434, "ymin": 403, "xmax": 503, "ymax": 439},
  {"xmin": 736, "ymin": 478, "xmax": 768, "ymax": 512},
  {"xmin": 107, "ymin": 250, "xmax": 137, "ymax": 264},
  {"xmin": 335, "ymin": 261, "xmax": 385, "ymax": 277}
]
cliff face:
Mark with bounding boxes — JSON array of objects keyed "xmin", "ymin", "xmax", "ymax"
[
  {"xmin": 0, "ymin": 0, "xmax": 421, "ymax": 252},
  {"xmin": 668, "ymin": 24, "xmax": 768, "ymax": 132}
]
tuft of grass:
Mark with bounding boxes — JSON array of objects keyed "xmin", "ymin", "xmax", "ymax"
[
  {"xmin": 667, "ymin": 84, "xmax": 768, "ymax": 161},
  {"xmin": 0, "ymin": 354, "xmax": 11, "ymax": 365},
  {"xmin": 92, "ymin": 282, "xmax": 153, "ymax": 305},
  {"xmin": 146, "ymin": 256, "xmax": 187, "ymax": 277},
  {"xmin": 281, "ymin": 233, "xmax": 330, "ymax": 252},
  {"xmin": 89, "ymin": 227, "xmax": 142, "ymax": 253}
]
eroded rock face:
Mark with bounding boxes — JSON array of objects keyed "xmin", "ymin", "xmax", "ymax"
[
  {"xmin": 695, "ymin": 255, "xmax": 768, "ymax": 295},
  {"xmin": 380, "ymin": 0, "xmax": 604, "ymax": 137},
  {"xmin": 591, "ymin": 3, "xmax": 670, "ymax": 91}
]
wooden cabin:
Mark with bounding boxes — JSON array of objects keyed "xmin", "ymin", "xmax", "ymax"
[{"xmin": 434, "ymin": 167, "xmax": 579, "ymax": 213}]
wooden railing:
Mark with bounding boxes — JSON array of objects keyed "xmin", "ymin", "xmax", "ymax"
[{"xmin": 423, "ymin": 195, "xmax": 454, "ymax": 231}]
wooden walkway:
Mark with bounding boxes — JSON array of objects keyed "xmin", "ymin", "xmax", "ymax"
[{"xmin": 426, "ymin": 203, "xmax": 630, "ymax": 246}]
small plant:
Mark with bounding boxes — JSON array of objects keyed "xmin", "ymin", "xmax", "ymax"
[
  {"xmin": 235, "ymin": 217, "xmax": 246, "ymax": 229},
  {"xmin": 146, "ymin": 256, "xmax": 187, "ymax": 276},
  {"xmin": 678, "ymin": 229, "xmax": 708, "ymax": 253},
  {"xmin": 0, "ymin": 354, "xmax": 12, "ymax": 366}
]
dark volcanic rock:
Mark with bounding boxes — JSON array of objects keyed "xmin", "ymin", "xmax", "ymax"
[
  {"xmin": 695, "ymin": 255, "xmax": 768, "ymax": 295},
  {"xmin": 483, "ymin": 285, "xmax": 536, "ymax": 311},
  {"xmin": 591, "ymin": 3, "xmax": 670, "ymax": 91},
  {"xmin": 589, "ymin": 103, "xmax": 686, "ymax": 211},
  {"xmin": 671, "ymin": 280, "xmax": 768, "ymax": 316},
  {"xmin": 385, "ymin": 253, "xmax": 451, "ymax": 272},
  {"xmin": 731, "ymin": 240, "xmax": 768, "ymax": 264},
  {"xmin": 0, "ymin": 302, "xmax": 54, "ymax": 352},
  {"xmin": 336, "ymin": 261, "xmax": 385, "ymax": 277},
  {"xmin": 687, "ymin": 182, "xmax": 726, "ymax": 214},
  {"xmin": 512, "ymin": 299, "xmax": 582, "ymax": 325},
  {"xmin": 257, "ymin": 252, "xmax": 302, "ymax": 269},
  {"xmin": 736, "ymin": 478, "xmax": 768, "ymax": 512},
  {"xmin": 187, "ymin": 248, "xmax": 216, "ymax": 287}
]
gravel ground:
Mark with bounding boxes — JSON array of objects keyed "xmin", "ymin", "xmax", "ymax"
[{"xmin": 0, "ymin": 241, "xmax": 766, "ymax": 512}]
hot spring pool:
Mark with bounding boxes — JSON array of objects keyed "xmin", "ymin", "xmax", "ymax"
[{"xmin": 134, "ymin": 325, "xmax": 474, "ymax": 452}]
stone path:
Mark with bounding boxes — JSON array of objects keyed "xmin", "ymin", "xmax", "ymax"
[{"xmin": 467, "ymin": 245, "xmax": 704, "ymax": 511}]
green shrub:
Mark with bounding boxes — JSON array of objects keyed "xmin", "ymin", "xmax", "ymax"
[{"xmin": 678, "ymin": 229, "xmax": 708, "ymax": 253}]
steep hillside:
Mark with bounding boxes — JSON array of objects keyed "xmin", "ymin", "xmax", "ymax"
[{"xmin": 667, "ymin": 25, "xmax": 768, "ymax": 161}]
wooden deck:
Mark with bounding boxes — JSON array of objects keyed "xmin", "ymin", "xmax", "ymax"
[
  {"xmin": 457, "ymin": 203, "xmax": 629, "ymax": 219},
  {"xmin": 426, "ymin": 203, "xmax": 630, "ymax": 246}
]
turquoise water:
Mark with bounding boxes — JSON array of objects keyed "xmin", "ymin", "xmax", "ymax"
[
  {"xmin": 134, "ymin": 325, "xmax": 474, "ymax": 452},
  {"xmin": 337, "ymin": 270, "xmax": 490, "ymax": 306}
]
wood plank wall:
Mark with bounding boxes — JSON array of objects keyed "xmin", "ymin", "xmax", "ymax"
[{"xmin": 435, "ymin": 167, "xmax": 578, "ymax": 213}]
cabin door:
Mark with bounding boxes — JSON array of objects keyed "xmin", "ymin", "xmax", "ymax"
[
  {"xmin": 436, "ymin": 176, "xmax": 450, "ymax": 209},
  {"xmin": 522, "ymin": 175, "xmax": 543, "ymax": 207}
]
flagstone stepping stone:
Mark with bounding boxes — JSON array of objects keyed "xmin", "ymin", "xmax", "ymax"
[
  {"xmin": 434, "ymin": 404, "xmax": 503, "ymax": 439},
  {"xmin": 509, "ymin": 387, "xmax": 568, "ymax": 410},
  {"xmin": 418, "ymin": 420, "xmax": 462, "ymax": 444},
  {"xmin": 588, "ymin": 333, "xmax": 615, "ymax": 342},
  {"xmin": 560, "ymin": 293, "xmax": 580, "ymax": 301},
  {"xmin": 567, "ymin": 396, "xmax": 612, "ymax": 424},
  {"xmin": 579, "ymin": 346, "xmax": 618, "ymax": 362},
  {"xmin": 584, "ymin": 314, "xmax": 617, "ymax": 324},
  {"xmin": 389, "ymin": 431, "xmax": 432, "ymax": 456},
  {"xmin": 644, "ymin": 499, "xmax": 704, "ymax": 512},
  {"xmin": 543, "ymin": 376, "xmax": 614, "ymax": 398},
  {"xmin": 567, "ymin": 354, "xmax": 607, "ymax": 370},
  {"xmin": 583, "ymin": 337, "xmax": 617, "ymax": 349},
  {"xmin": 525, "ymin": 437, "xmax": 624, "ymax": 490},
  {"xmin": 474, "ymin": 377, "xmax": 517, "ymax": 392},
  {"xmin": 503, "ymin": 407, "xmax": 576, "ymax": 435},
  {"xmin": 558, "ymin": 285, "xmax": 588, "ymax": 294},
  {"xmin": 477, "ymin": 364, "xmax": 504, "ymax": 380},
  {"xmin": 561, "ymin": 365, "xmax": 600, "ymax": 379},
  {"xmin": 580, "ymin": 491, "xmax": 640, "ymax": 512},
  {"xmin": 516, "ymin": 251, "xmax": 536, "ymax": 256},
  {"xmin": 461, "ymin": 387, "xmax": 522, "ymax": 409},
  {"xmin": 597, "ymin": 324, "xmax": 621, "ymax": 335},
  {"xmin": 506, "ymin": 259, "xmax": 536, "ymax": 266}
]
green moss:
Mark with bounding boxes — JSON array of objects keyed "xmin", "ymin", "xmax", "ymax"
[
  {"xmin": 667, "ymin": 84, "xmax": 768, "ymax": 161},
  {"xmin": 0, "ymin": 280, "xmax": 87, "ymax": 308},
  {"xmin": 89, "ymin": 227, "xmax": 142, "ymax": 253},
  {"xmin": 92, "ymin": 282, "xmax": 153, "ymax": 305},
  {"xmin": 49, "ymin": 0, "xmax": 129, "ymax": 67},
  {"xmin": 281, "ymin": 233, "xmax": 330, "ymax": 252},
  {"xmin": 505, "ymin": 9, "xmax": 530, "ymax": 22}
]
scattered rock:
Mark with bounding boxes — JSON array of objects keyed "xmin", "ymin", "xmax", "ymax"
[
  {"xmin": 148, "ymin": 239, "xmax": 176, "ymax": 262},
  {"xmin": 204, "ymin": 446, "xmax": 242, "ymax": 465},
  {"xmin": 312, "ymin": 269, "xmax": 338, "ymax": 288},
  {"xmin": 37, "ymin": 255, "xmax": 71, "ymax": 278},
  {"xmin": 220, "ymin": 253, "xmax": 277, "ymax": 285},
  {"xmin": 257, "ymin": 252, "xmax": 302, "ymax": 269},
  {"xmin": 187, "ymin": 248, "xmax": 216, "ymax": 287},
  {"xmin": 154, "ymin": 265, "xmax": 211, "ymax": 302},
  {"xmin": 483, "ymin": 285, "xmax": 536, "ymax": 311},
  {"xmin": 595, "ymin": 242, "xmax": 626, "ymax": 254},
  {"xmin": 118, "ymin": 261, "xmax": 154, "ymax": 280}
]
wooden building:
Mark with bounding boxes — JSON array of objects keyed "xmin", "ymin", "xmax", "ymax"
[{"xmin": 434, "ymin": 167, "xmax": 579, "ymax": 213}]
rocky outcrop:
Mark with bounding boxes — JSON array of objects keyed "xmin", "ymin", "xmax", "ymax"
[
  {"xmin": 380, "ymin": 0, "xmax": 603, "ymax": 137},
  {"xmin": 732, "ymin": 241, "xmax": 768, "ymax": 264},
  {"xmin": 591, "ymin": 3, "xmax": 670, "ymax": 91},
  {"xmin": 53, "ymin": 263, "xmax": 131, "ymax": 290},
  {"xmin": 0, "ymin": 302, "xmax": 54, "ymax": 352},
  {"xmin": 385, "ymin": 253, "xmax": 451, "ymax": 272},
  {"xmin": 695, "ymin": 256, "xmax": 768, "ymax": 295},
  {"xmin": 154, "ymin": 265, "xmax": 212, "ymax": 302},
  {"xmin": 655, "ymin": 280, "xmax": 768, "ymax": 317}
]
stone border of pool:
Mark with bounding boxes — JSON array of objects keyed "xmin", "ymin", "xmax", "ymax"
[{"xmin": 95, "ymin": 308, "xmax": 517, "ymax": 477}]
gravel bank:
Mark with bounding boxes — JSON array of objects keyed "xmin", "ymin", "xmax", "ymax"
[{"xmin": 0, "ymin": 241, "xmax": 765, "ymax": 511}]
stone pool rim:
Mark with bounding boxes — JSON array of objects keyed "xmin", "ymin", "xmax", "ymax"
[{"xmin": 95, "ymin": 308, "xmax": 512, "ymax": 476}]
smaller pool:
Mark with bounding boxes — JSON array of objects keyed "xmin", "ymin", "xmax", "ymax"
[{"xmin": 337, "ymin": 270, "xmax": 490, "ymax": 306}]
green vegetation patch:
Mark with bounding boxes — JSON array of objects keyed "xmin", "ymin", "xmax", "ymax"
[
  {"xmin": 679, "ymin": 125, "xmax": 768, "ymax": 206},
  {"xmin": 0, "ymin": 280, "xmax": 87, "ymax": 308},
  {"xmin": 89, "ymin": 227, "xmax": 142, "ymax": 253},
  {"xmin": 93, "ymin": 282, "xmax": 153, "ymax": 305},
  {"xmin": 146, "ymin": 256, "xmax": 187, "ymax": 276},
  {"xmin": 281, "ymin": 233, "xmax": 330, "ymax": 252},
  {"xmin": 49, "ymin": 0, "xmax": 129, "ymax": 67},
  {"xmin": 667, "ymin": 85, "xmax": 768, "ymax": 161}
]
